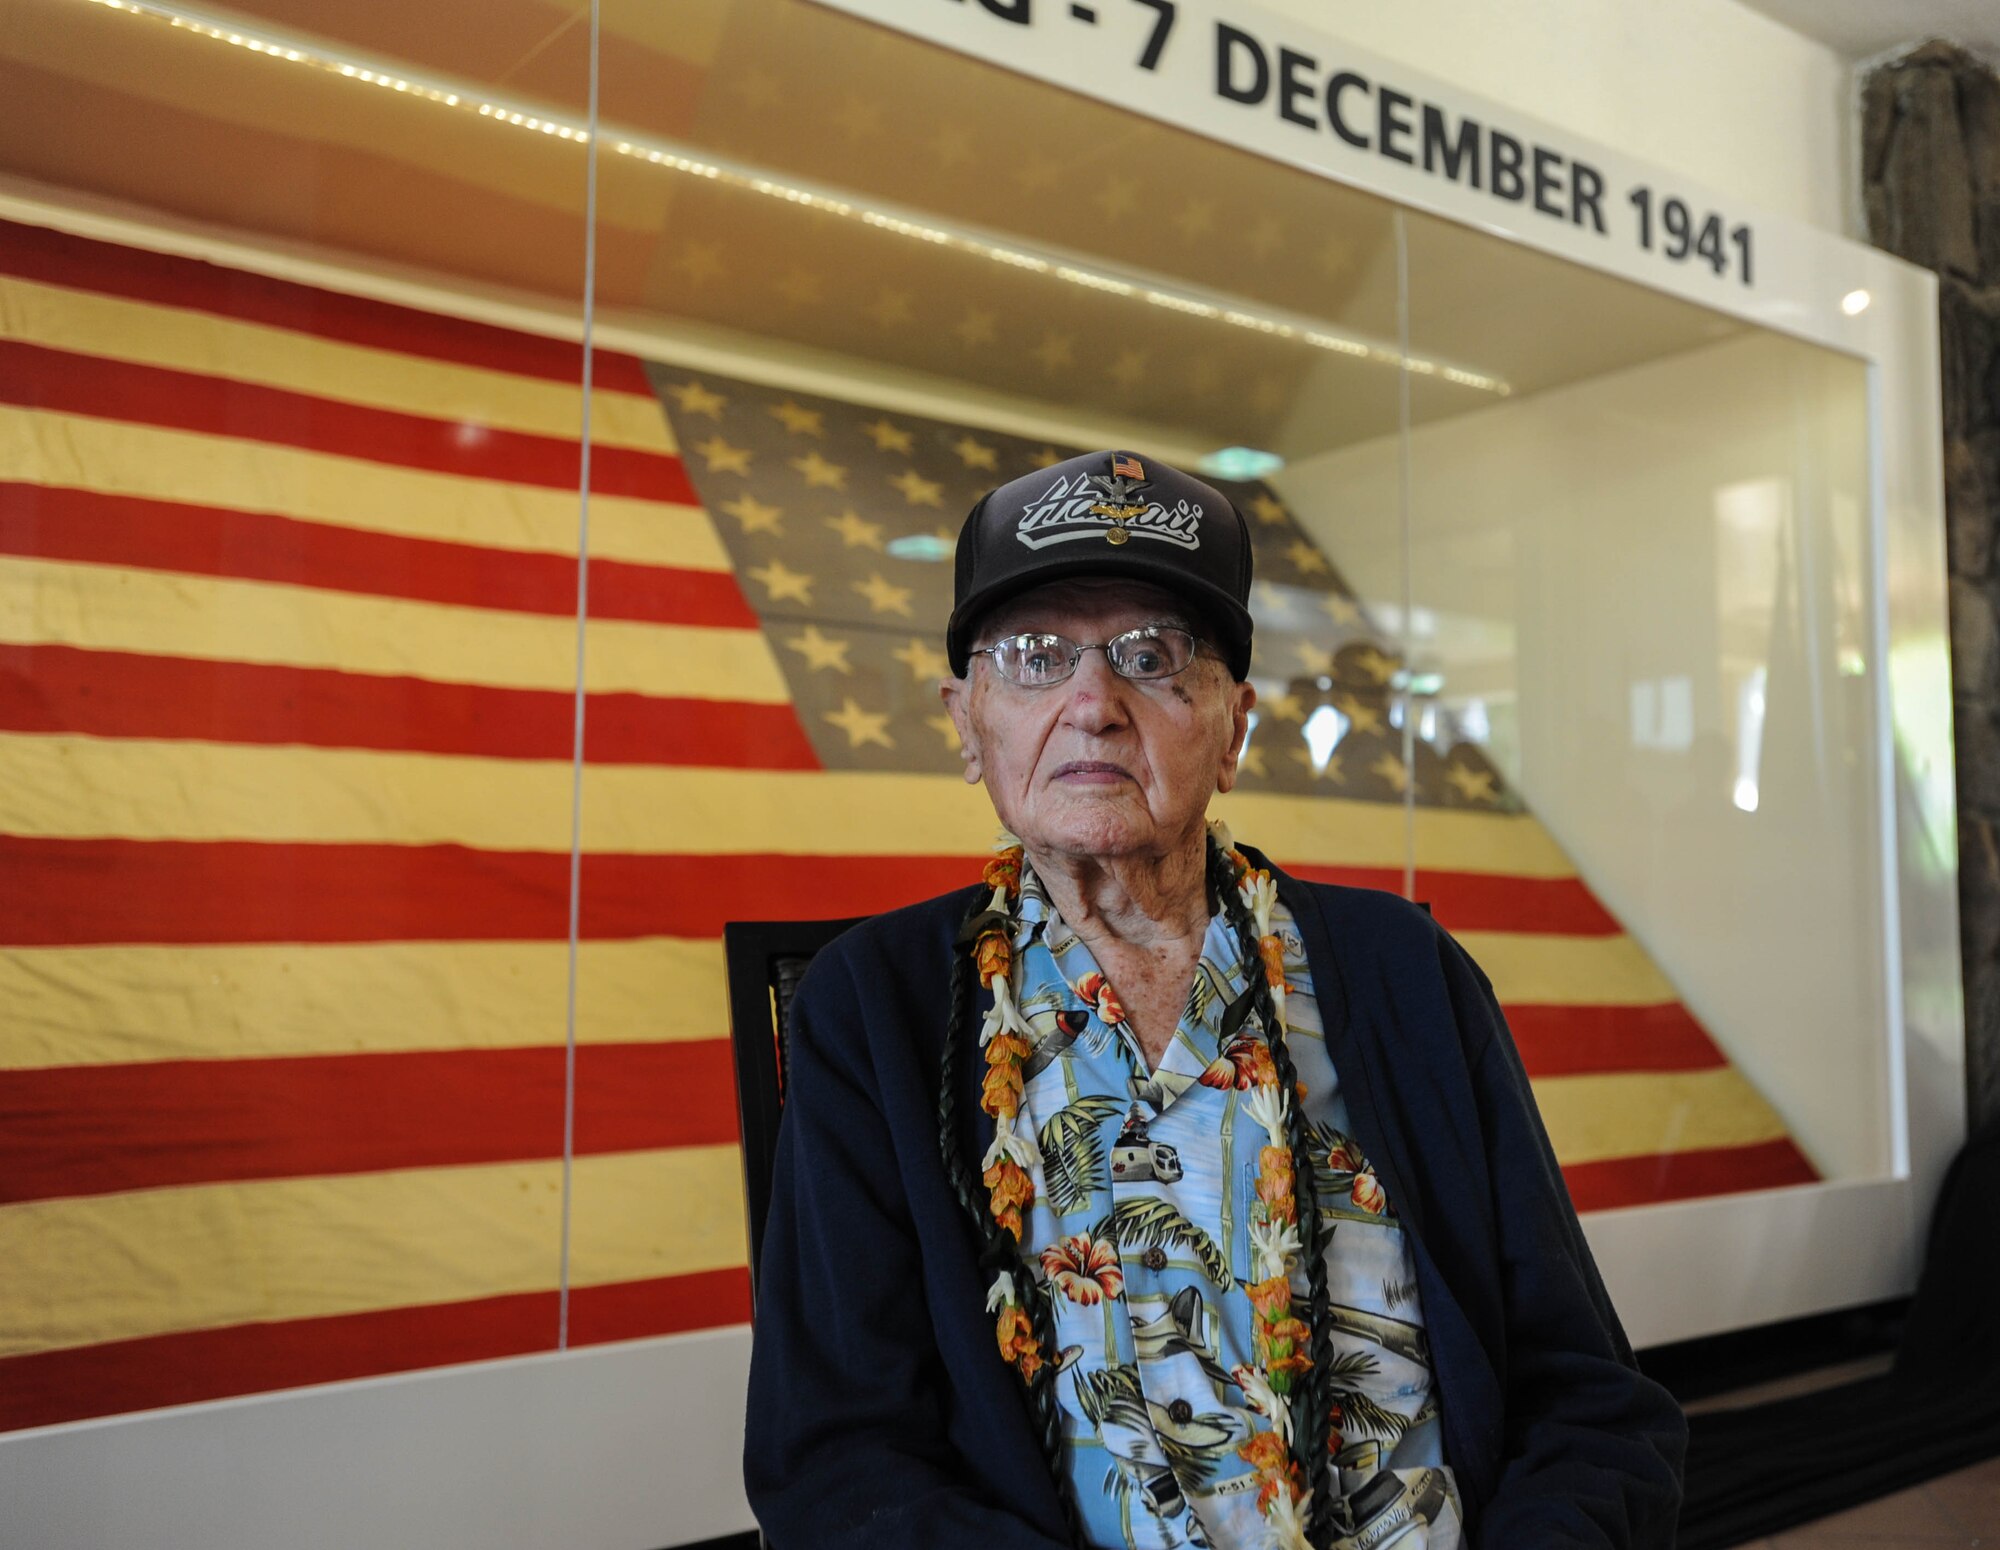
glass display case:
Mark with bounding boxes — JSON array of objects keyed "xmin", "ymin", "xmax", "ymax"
[{"xmin": 0, "ymin": 0, "xmax": 1960, "ymax": 1541}]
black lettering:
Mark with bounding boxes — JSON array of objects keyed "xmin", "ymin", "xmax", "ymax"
[
  {"xmin": 1421, "ymin": 104, "xmax": 1481, "ymax": 188},
  {"xmin": 973, "ymin": 0, "xmax": 1032, "ymax": 19},
  {"xmin": 1325, "ymin": 70, "xmax": 1371, "ymax": 150},
  {"xmin": 1130, "ymin": 0, "xmax": 1175, "ymax": 68},
  {"xmin": 1662, "ymin": 197, "xmax": 1694, "ymax": 257},
  {"xmin": 1277, "ymin": 47, "xmax": 1319, "ymax": 129},
  {"xmin": 1491, "ymin": 130, "xmax": 1525, "ymax": 201},
  {"xmin": 1570, "ymin": 159, "xmax": 1607, "ymax": 232},
  {"xmin": 1531, "ymin": 146, "xmax": 1564, "ymax": 217},
  {"xmin": 1377, "ymin": 87, "xmax": 1415, "ymax": 164},
  {"xmin": 1731, "ymin": 223, "xmax": 1753, "ymax": 284},
  {"xmin": 1215, "ymin": 23, "xmax": 1269, "ymax": 105}
]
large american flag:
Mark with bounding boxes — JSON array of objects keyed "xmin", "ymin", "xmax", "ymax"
[{"xmin": 0, "ymin": 215, "xmax": 1814, "ymax": 1433}]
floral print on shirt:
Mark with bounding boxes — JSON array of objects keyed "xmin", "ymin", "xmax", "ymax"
[{"xmin": 1007, "ymin": 864, "xmax": 1463, "ymax": 1550}]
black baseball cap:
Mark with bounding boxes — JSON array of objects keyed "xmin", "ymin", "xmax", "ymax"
[{"xmin": 946, "ymin": 450, "xmax": 1255, "ymax": 679}]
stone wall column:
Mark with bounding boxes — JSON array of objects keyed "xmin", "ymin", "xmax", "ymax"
[{"xmin": 1863, "ymin": 40, "xmax": 2000, "ymax": 1129}]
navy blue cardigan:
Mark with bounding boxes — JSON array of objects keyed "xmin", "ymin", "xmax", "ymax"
[{"xmin": 744, "ymin": 857, "xmax": 1687, "ymax": 1547}]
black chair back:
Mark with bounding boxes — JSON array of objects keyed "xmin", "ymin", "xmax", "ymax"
[{"xmin": 722, "ymin": 917, "xmax": 864, "ymax": 1307}]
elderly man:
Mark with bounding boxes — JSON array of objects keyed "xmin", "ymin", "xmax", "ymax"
[{"xmin": 743, "ymin": 453, "xmax": 1685, "ymax": 1549}]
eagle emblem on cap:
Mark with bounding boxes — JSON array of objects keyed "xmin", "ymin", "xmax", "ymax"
[{"xmin": 1087, "ymin": 456, "xmax": 1151, "ymax": 544}]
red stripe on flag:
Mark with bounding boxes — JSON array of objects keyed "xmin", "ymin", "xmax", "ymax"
[
  {"xmin": 0, "ymin": 484, "xmax": 754, "ymax": 627},
  {"xmin": 0, "ymin": 1043, "xmax": 738, "ymax": 1204},
  {"xmin": 1286, "ymin": 863, "xmax": 1620, "ymax": 936},
  {"xmin": 1561, "ymin": 1137, "xmax": 1819, "ymax": 1213},
  {"xmin": 0, "ymin": 340, "xmax": 689, "ymax": 501},
  {"xmin": 0, "ymin": 840, "xmax": 967, "ymax": 945},
  {"xmin": 1505, "ymin": 1002, "xmax": 1726, "ymax": 1077},
  {"xmin": 1289, "ymin": 864, "xmax": 1618, "ymax": 936},
  {"xmin": 0, "ymin": 840, "xmax": 1677, "ymax": 951},
  {"xmin": 0, "ymin": 216, "xmax": 655, "ymax": 395},
  {"xmin": 0, "ymin": 647, "xmax": 819, "ymax": 768},
  {"xmin": 565, "ymin": 1272, "xmax": 753, "ymax": 1348},
  {"xmin": 0, "ymin": 1270, "xmax": 750, "ymax": 1433}
]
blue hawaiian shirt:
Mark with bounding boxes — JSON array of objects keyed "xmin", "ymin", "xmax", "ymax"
[{"xmin": 1008, "ymin": 860, "xmax": 1462, "ymax": 1550}]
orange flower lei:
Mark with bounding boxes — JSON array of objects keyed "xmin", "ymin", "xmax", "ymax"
[
  {"xmin": 1216, "ymin": 827, "xmax": 1316, "ymax": 1549},
  {"xmin": 973, "ymin": 842, "xmax": 1047, "ymax": 1382},
  {"xmin": 972, "ymin": 827, "xmax": 1316, "ymax": 1544}
]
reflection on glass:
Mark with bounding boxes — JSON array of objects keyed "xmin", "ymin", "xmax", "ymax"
[
  {"xmin": 0, "ymin": 0, "xmax": 592, "ymax": 1426},
  {"xmin": 1392, "ymin": 209, "xmax": 1886, "ymax": 1215}
]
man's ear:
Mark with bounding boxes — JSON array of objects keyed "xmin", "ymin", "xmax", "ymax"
[
  {"xmin": 1215, "ymin": 678, "xmax": 1257, "ymax": 794},
  {"xmin": 939, "ymin": 676, "xmax": 982, "ymax": 785}
]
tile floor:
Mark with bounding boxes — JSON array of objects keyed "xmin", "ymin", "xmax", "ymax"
[{"xmin": 1728, "ymin": 1453, "xmax": 2000, "ymax": 1547}]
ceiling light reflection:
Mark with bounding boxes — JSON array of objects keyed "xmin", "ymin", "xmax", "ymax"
[{"xmin": 75, "ymin": 0, "xmax": 1513, "ymax": 394}]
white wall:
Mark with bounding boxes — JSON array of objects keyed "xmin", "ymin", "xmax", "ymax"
[
  {"xmin": 0, "ymin": 1331, "xmax": 757, "ymax": 1550},
  {"xmin": 1259, "ymin": 0, "xmax": 1860, "ymax": 239}
]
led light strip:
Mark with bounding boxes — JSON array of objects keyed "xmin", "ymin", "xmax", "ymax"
[{"xmin": 78, "ymin": 0, "xmax": 1512, "ymax": 396}]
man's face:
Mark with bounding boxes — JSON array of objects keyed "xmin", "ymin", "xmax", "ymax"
[{"xmin": 940, "ymin": 579, "xmax": 1255, "ymax": 864}]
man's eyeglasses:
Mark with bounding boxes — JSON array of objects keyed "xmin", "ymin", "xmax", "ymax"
[{"xmin": 969, "ymin": 626, "xmax": 1200, "ymax": 687}]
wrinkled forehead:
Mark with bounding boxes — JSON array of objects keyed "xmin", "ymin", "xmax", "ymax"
[{"xmin": 974, "ymin": 577, "xmax": 1198, "ymax": 641}]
